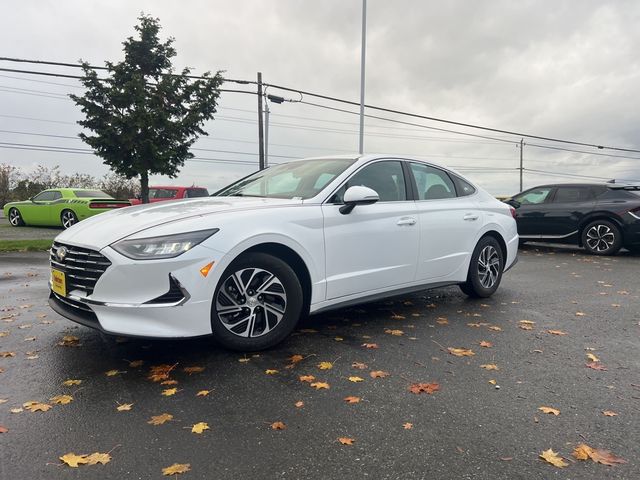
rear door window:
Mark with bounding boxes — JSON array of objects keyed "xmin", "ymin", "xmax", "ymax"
[
  {"xmin": 552, "ymin": 187, "xmax": 593, "ymax": 203},
  {"xmin": 409, "ymin": 163, "xmax": 456, "ymax": 200}
]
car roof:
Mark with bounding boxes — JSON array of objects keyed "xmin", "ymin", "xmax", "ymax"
[
  {"xmin": 528, "ymin": 182, "xmax": 638, "ymax": 189},
  {"xmin": 149, "ymin": 185, "xmax": 207, "ymax": 189}
]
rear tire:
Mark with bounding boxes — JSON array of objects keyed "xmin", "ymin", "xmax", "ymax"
[
  {"xmin": 210, "ymin": 252, "xmax": 303, "ymax": 351},
  {"xmin": 60, "ymin": 209, "xmax": 78, "ymax": 229},
  {"xmin": 581, "ymin": 220, "xmax": 622, "ymax": 256},
  {"xmin": 8, "ymin": 208, "xmax": 25, "ymax": 227},
  {"xmin": 459, "ymin": 236, "xmax": 504, "ymax": 298}
]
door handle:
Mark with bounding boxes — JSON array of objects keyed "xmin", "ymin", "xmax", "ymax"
[
  {"xmin": 397, "ymin": 217, "xmax": 416, "ymax": 226},
  {"xmin": 463, "ymin": 213, "xmax": 479, "ymax": 221}
]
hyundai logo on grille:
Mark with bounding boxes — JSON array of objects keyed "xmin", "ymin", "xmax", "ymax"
[{"xmin": 56, "ymin": 246, "xmax": 68, "ymax": 262}]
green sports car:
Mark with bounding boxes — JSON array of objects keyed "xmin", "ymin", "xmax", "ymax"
[{"xmin": 4, "ymin": 188, "xmax": 131, "ymax": 229}]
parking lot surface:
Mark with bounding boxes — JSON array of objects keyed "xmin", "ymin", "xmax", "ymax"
[{"xmin": 0, "ymin": 246, "xmax": 639, "ymax": 479}]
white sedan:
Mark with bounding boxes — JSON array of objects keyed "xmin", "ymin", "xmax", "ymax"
[{"xmin": 48, "ymin": 155, "xmax": 518, "ymax": 350}]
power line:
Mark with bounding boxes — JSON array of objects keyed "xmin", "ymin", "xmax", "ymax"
[
  {"xmin": 523, "ymin": 168, "xmax": 640, "ymax": 183},
  {"xmin": 0, "ymin": 73, "xmax": 82, "ymax": 89}
]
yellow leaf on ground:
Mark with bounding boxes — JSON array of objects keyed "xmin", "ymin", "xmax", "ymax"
[
  {"xmin": 295, "ymin": 401, "xmax": 304, "ymax": 408},
  {"xmin": 586, "ymin": 353, "xmax": 600, "ymax": 362},
  {"xmin": 338, "ymin": 437, "xmax": 354, "ymax": 445},
  {"xmin": 448, "ymin": 347, "xmax": 475, "ymax": 357},
  {"xmin": 488, "ymin": 379, "xmax": 497, "ymax": 385},
  {"xmin": 85, "ymin": 452, "xmax": 111, "ymax": 465},
  {"xmin": 50, "ymin": 395, "xmax": 73, "ymax": 405},
  {"xmin": 299, "ymin": 375, "xmax": 315, "ymax": 383},
  {"xmin": 196, "ymin": 390, "xmax": 210, "ymax": 397},
  {"xmin": 117, "ymin": 403, "xmax": 133, "ymax": 411},
  {"xmin": 403, "ymin": 423, "xmax": 413, "ymax": 429},
  {"xmin": 479, "ymin": 341, "xmax": 493, "ymax": 348},
  {"xmin": 60, "ymin": 453, "xmax": 89, "ymax": 468},
  {"xmin": 539, "ymin": 449, "xmax": 568, "ymax": 468},
  {"xmin": 344, "ymin": 396, "xmax": 361, "ymax": 404},
  {"xmin": 573, "ymin": 443, "xmax": 592, "ymax": 460},
  {"xmin": 408, "ymin": 382, "xmax": 440, "ymax": 394},
  {"xmin": 271, "ymin": 421, "xmax": 286, "ymax": 430},
  {"xmin": 488, "ymin": 325, "xmax": 502, "ymax": 331},
  {"xmin": 183, "ymin": 366, "xmax": 205, "ymax": 374},
  {"xmin": 385, "ymin": 329, "xmax": 404, "ymax": 336},
  {"xmin": 265, "ymin": 369, "xmax": 278, "ymax": 375},
  {"xmin": 191, "ymin": 422, "xmax": 209, "ymax": 434},
  {"xmin": 105, "ymin": 370, "xmax": 123, "ymax": 377},
  {"xmin": 128, "ymin": 360, "xmax": 144, "ymax": 368},
  {"xmin": 62, "ymin": 379, "xmax": 82, "ymax": 386},
  {"xmin": 436, "ymin": 317, "xmax": 449, "ymax": 325},
  {"xmin": 361, "ymin": 343, "xmax": 379, "ymax": 349},
  {"xmin": 310, "ymin": 382, "xmax": 329, "ymax": 390},
  {"xmin": 352, "ymin": 362, "xmax": 368, "ymax": 370},
  {"xmin": 480, "ymin": 364, "xmax": 499, "ymax": 371},
  {"xmin": 161, "ymin": 388, "xmax": 178, "ymax": 397},
  {"xmin": 162, "ymin": 463, "xmax": 191, "ymax": 476},
  {"xmin": 348, "ymin": 376, "xmax": 364, "ymax": 383},
  {"xmin": 238, "ymin": 357, "xmax": 250, "ymax": 363},
  {"xmin": 538, "ymin": 406, "xmax": 560, "ymax": 416},
  {"xmin": 0, "ymin": 351, "xmax": 15, "ymax": 357},
  {"xmin": 317, "ymin": 361, "xmax": 333, "ymax": 370},
  {"xmin": 148, "ymin": 413, "xmax": 173, "ymax": 425},
  {"xmin": 575, "ymin": 312, "xmax": 586, "ymax": 316},
  {"xmin": 370, "ymin": 370, "xmax": 390, "ymax": 378},
  {"xmin": 161, "ymin": 380, "xmax": 179, "ymax": 386},
  {"xmin": 23, "ymin": 401, "xmax": 52, "ymax": 412},
  {"xmin": 573, "ymin": 443, "xmax": 627, "ymax": 465},
  {"xmin": 547, "ymin": 330, "xmax": 567, "ymax": 336},
  {"xmin": 289, "ymin": 354, "xmax": 304, "ymax": 364},
  {"xmin": 148, "ymin": 364, "xmax": 175, "ymax": 382},
  {"xmin": 58, "ymin": 335, "xmax": 80, "ymax": 347},
  {"xmin": 602, "ymin": 410, "xmax": 618, "ymax": 417}
]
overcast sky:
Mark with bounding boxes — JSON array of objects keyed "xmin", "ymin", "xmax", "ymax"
[{"xmin": 1, "ymin": 0, "xmax": 639, "ymax": 195}]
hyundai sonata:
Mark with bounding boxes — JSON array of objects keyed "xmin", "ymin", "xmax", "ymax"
[{"xmin": 48, "ymin": 155, "xmax": 519, "ymax": 351}]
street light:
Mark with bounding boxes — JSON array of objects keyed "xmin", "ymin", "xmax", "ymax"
[{"xmin": 359, "ymin": 0, "xmax": 367, "ymax": 154}]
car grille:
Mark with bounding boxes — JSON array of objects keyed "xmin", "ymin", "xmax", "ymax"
[{"xmin": 50, "ymin": 242, "xmax": 111, "ymax": 295}]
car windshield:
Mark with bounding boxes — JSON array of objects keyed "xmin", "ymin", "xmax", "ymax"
[
  {"xmin": 73, "ymin": 190, "xmax": 112, "ymax": 198},
  {"xmin": 215, "ymin": 158, "xmax": 356, "ymax": 199}
]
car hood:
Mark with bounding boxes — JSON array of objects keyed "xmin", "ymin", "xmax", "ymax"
[{"xmin": 54, "ymin": 196, "xmax": 303, "ymax": 250}]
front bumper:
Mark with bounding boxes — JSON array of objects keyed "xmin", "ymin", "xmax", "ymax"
[{"xmin": 48, "ymin": 243, "xmax": 226, "ymax": 338}]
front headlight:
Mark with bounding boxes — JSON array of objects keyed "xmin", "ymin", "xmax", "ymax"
[{"xmin": 111, "ymin": 228, "xmax": 219, "ymax": 260}]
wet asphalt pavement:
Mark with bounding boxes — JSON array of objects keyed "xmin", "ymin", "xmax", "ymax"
[{"xmin": 0, "ymin": 246, "xmax": 639, "ymax": 479}]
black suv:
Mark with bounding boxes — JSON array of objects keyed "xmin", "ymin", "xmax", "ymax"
[{"xmin": 506, "ymin": 183, "xmax": 640, "ymax": 255}]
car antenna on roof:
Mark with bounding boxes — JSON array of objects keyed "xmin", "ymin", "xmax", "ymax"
[{"xmin": 606, "ymin": 179, "xmax": 616, "ymax": 183}]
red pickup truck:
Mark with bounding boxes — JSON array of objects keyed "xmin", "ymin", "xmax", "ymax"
[{"xmin": 129, "ymin": 186, "xmax": 210, "ymax": 205}]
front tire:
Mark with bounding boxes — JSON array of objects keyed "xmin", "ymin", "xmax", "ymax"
[
  {"xmin": 581, "ymin": 220, "xmax": 622, "ymax": 256},
  {"xmin": 60, "ymin": 209, "xmax": 78, "ymax": 229},
  {"xmin": 8, "ymin": 208, "xmax": 25, "ymax": 226},
  {"xmin": 211, "ymin": 252, "xmax": 303, "ymax": 351},
  {"xmin": 460, "ymin": 236, "xmax": 504, "ymax": 298}
]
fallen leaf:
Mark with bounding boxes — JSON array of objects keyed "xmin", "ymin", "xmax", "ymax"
[
  {"xmin": 191, "ymin": 422, "xmax": 210, "ymax": 434},
  {"xmin": 161, "ymin": 388, "xmax": 178, "ymax": 397},
  {"xmin": 586, "ymin": 353, "xmax": 600, "ymax": 362},
  {"xmin": 538, "ymin": 406, "xmax": 560, "ymax": 416},
  {"xmin": 289, "ymin": 354, "xmax": 304, "ymax": 364},
  {"xmin": 85, "ymin": 452, "xmax": 111, "ymax": 465},
  {"xmin": 299, "ymin": 375, "xmax": 316, "ymax": 383},
  {"xmin": 480, "ymin": 364, "xmax": 499, "ymax": 371},
  {"xmin": 105, "ymin": 369, "xmax": 124, "ymax": 377},
  {"xmin": 60, "ymin": 453, "xmax": 89, "ymax": 468},
  {"xmin": 162, "ymin": 463, "xmax": 191, "ymax": 476},
  {"xmin": 362, "ymin": 343, "xmax": 379, "ymax": 349},
  {"xmin": 58, "ymin": 335, "xmax": 80, "ymax": 347},
  {"xmin": 436, "ymin": 317, "xmax": 449, "ymax": 325},
  {"xmin": 50, "ymin": 395, "xmax": 73, "ymax": 405},
  {"xmin": 479, "ymin": 341, "xmax": 493, "ymax": 348},
  {"xmin": 573, "ymin": 443, "xmax": 627, "ymax": 466},
  {"xmin": 334, "ymin": 336, "xmax": 344, "ymax": 341},
  {"xmin": 448, "ymin": 347, "xmax": 475, "ymax": 357},
  {"xmin": 602, "ymin": 410, "xmax": 618, "ymax": 417},
  {"xmin": 148, "ymin": 413, "xmax": 173, "ymax": 425},
  {"xmin": 183, "ymin": 366, "xmax": 205, "ymax": 374},
  {"xmin": 370, "ymin": 370, "xmax": 390, "ymax": 378},
  {"xmin": 403, "ymin": 423, "xmax": 413, "ymax": 430},
  {"xmin": 196, "ymin": 390, "xmax": 210, "ymax": 397},
  {"xmin": 310, "ymin": 382, "xmax": 329, "ymax": 390},
  {"xmin": 317, "ymin": 361, "xmax": 333, "ymax": 370},
  {"xmin": 344, "ymin": 396, "xmax": 361, "ymax": 404},
  {"xmin": 265, "ymin": 369, "xmax": 278, "ymax": 375},
  {"xmin": 338, "ymin": 437, "xmax": 354, "ymax": 445},
  {"xmin": 128, "ymin": 360, "xmax": 144, "ymax": 368},
  {"xmin": 408, "ymin": 382, "xmax": 440, "ymax": 395},
  {"xmin": 352, "ymin": 362, "xmax": 368, "ymax": 370},
  {"xmin": 586, "ymin": 362, "xmax": 607, "ymax": 371},
  {"xmin": 23, "ymin": 401, "xmax": 52, "ymax": 412},
  {"xmin": 539, "ymin": 449, "xmax": 568, "ymax": 468},
  {"xmin": 117, "ymin": 403, "xmax": 134, "ymax": 411},
  {"xmin": 148, "ymin": 364, "xmax": 175, "ymax": 382},
  {"xmin": 0, "ymin": 351, "xmax": 15, "ymax": 358},
  {"xmin": 0, "ymin": 425, "xmax": 7, "ymax": 433},
  {"xmin": 575, "ymin": 312, "xmax": 586, "ymax": 317},
  {"xmin": 271, "ymin": 421, "xmax": 286, "ymax": 430},
  {"xmin": 10, "ymin": 408, "xmax": 23, "ymax": 414},
  {"xmin": 62, "ymin": 379, "xmax": 82, "ymax": 386},
  {"xmin": 348, "ymin": 376, "xmax": 364, "ymax": 383},
  {"xmin": 161, "ymin": 380, "xmax": 179, "ymax": 386},
  {"xmin": 0, "ymin": 399, "xmax": 7, "ymax": 404},
  {"xmin": 488, "ymin": 379, "xmax": 497, "ymax": 385},
  {"xmin": 488, "ymin": 325, "xmax": 502, "ymax": 331},
  {"xmin": 295, "ymin": 401, "xmax": 304, "ymax": 408},
  {"xmin": 238, "ymin": 357, "xmax": 250, "ymax": 363},
  {"xmin": 385, "ymin": 329, "xmax": 404, "ymax": 336},
  {"xmin": 547, "ymin": 330, "xmax": 567, "ymax": 336}
]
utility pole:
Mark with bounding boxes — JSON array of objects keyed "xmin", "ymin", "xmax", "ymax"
[
  {"xmin": 358, "ymin": 0, "xmax": 367, "ymax": 154},
  {"xmin": 264, "ymin": 100, "xmax": 270, "ymax": 168},
  {"xmin": 519, "ymin": 138, "xmax": 524, "ymax": 192},
  {"xmin": 257, "ymin": 72, "xmax": 265, "ymax": 170}
]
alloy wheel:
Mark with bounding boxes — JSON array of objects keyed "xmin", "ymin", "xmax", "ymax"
[
  {"xmin": 478, "ymin": 245, "xmax": 500, "ymax": 289},
  {"xmin": 215, "ymin": 267, "xmax": 287, "ymax": 338},
  {"xmin": 9, "ymin": 208, "xmax": 22, "ymax": 226},
  {"xmin": 585, "ymin": 224, "xmax": 615, "ymax": 253},
  {"xmin": 61, "ymin": 210, "xmax": 77, "ymax": 229}
]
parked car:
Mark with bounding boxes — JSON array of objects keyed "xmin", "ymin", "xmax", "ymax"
[
  {"xmin": 506, "ymin": 183, "xmax": 640, "ymax": 255},
  {"xmin": 4, "ymin": 188, "xmax": 130, "ymax": 229},
  {"xmin": 129, "ymin": 186, "xmax": 209, "ymax": 205},
  {"xmin": 48, "ymin": 155, "xmax": 518, "ymax": 351}
]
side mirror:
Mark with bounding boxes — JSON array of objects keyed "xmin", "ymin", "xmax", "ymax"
[
  {"xmin": 339, "ymin": 186, "xmax": 379, "ymax": 214},
  {"xmin": 505, "ymin": 199, "xmax": 520, "ymax": 209}
]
